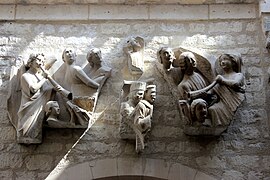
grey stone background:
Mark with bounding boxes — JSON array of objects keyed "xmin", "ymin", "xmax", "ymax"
[{"xmin": 0, "ymin": 1, "xmax": 269, "ymax": 179}]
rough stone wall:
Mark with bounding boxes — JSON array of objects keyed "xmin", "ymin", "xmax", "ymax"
[{"xmin": 0, "ymin": 2, "xmax": 269, "ymax": 180}]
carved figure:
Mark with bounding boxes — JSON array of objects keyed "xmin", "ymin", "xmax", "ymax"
[
  {"xmin": 119, "ymin": 81, "xmax": 146, "ymax": 140},
  {"xmin": 208, "ymin": 54, "xmax": 245, "ymax": 127},
  {"xmin": 190, "ymin": 98, "xmax": 208, "ymax": 126},
  {"xmin": 17, "ymin": 54, "xmax": 55, "ymax": 144},
  {"xmin": 123, "ymin": 36, "xmax": 144, "ymax": 75},
  {"xmin": 176, "ymin": 52, "xmax": 209, "ymax": 100},
  {"xmin": 134, "ymin": 84, "xmax": 156, "ymax": 153}
]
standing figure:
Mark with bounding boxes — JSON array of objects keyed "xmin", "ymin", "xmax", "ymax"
[
  {"xmin": 208, "ymin": 54, "xmax": 245, "ymax": 126},
  {"xmin": 134, "ymin": 84, "xmax": 156, "ymax": 153},
  {"xmin": 120, "ymin": 81, "xmax": 146, "ymax": 139},
  {"xmin": 17, "ymin": 54, "xmax": 54, "ymax": 144}
]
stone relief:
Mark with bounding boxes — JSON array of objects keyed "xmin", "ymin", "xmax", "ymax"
[
  {"xmin": 119, "ymin": 80, "xmax": 156, "ymax": 153},
  {"xmin": 157, "ymin": 47, "xmax": 245, "ymax": 136},
  {"xmin": 123, "ymin": 36, "xmax": 144, "ymax": 75},
  {"xmin": 7, "ymin": 48, "xmax": 111, "ymax": 144},
  {"xmin": 266, "ymin": 31, "xmax": 270, "ymax": 51}
]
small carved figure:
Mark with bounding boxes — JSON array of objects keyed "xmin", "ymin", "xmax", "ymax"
[
  {"xmin": 45, "ymin": 101, "xmax": 60, "ymax": 123},
  {"xmin": 134, "ymin": 84, "xmax": 156, "ymax": 153},
  {"xmin": 124, "ymin": 36, "xmax": 144, "ymax": 75},
  {"xmin": 17, "ymin": 54, "xmax": 55, "ymax": 144},
  {"xmin": 190, "ymin": 98, "xmax": 208, "ymax": 126}
]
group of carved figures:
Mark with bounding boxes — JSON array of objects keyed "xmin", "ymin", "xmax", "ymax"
[
  {"xmin": 7, "ymin": 48, "xmax": 111, "ymax": 144},
  {"xmin": 157, "ymin": 47, "xmax": 245, "ymax": 135},
  {"xmin": 7, "ymin": 36, "xmax": 246, "ymax": 153}
]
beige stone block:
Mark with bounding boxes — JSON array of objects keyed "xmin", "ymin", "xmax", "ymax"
[
  {"xmin": 16, "ymin": 5, "xmax": 88, "ymax": 20},
  {"xmin": 143, "ymin": 159, "xmax": 169, "ymax": 179},
  {"xmin": 0, "ymin": 5, "xmax": 15, "ymax": 20},
  {"xmin": 209, "ymin": 4, "xmax": 256, "ymax": 19},
  {"xmin": 25, "ymin": 155, "xmax": 53, "ymax": 171},
  {"xmin": 0, "ymin": 0, "xmax": 15, "ymax": 4},
  {"xmin": 168, "ymin": 163, "xmax": 197, "ymax": 180},
  {"xmin": 117, "ymin": 158, "xmax": 143, "ymax": 176},
  {"xmin": 89, "ymin": 5, "xmax": 148, "ymax": 19},
  {"xmin": 65, "ymin": 162, "xmax": 92, "ymax": 180},
  {"xmin": 91, "ymin": 159, "xmax": 117, "ymax": 178},
  {"xmin": 195, "ymin": 171, "xmax": 217, "ymax": 180},
  {"xmin": 149, "ymin": 5, "xmax": 208, "ymax": 20},
  {"xmin": 260, "ymin": 0, "xmax": 270, "ymax": 13}
]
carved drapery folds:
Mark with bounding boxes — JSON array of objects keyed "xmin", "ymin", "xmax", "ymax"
[
  {"xmin": 157, "ymin": 47, "xmax": 245, "ymax": 136},
  {"xmin": 7, "ymin": 48, "xmax": 111, "ymax": 144},
  {"xmin": 119, "ymin": 80, "xmax": 156, "ymax": 153}
]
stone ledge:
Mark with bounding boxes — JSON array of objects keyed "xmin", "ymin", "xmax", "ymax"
[
  {"xmin": 209, "ymin": 4, "xmax": 257, "ymax": 19},
  {"xmin": 0, "ymin": 4, "xmax": 257, "ymax": 21},
  {"xmin": 260, "ymin": 0, "xmax": 270, "ymax": 13}
]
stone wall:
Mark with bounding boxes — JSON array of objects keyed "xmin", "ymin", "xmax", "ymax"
[{"xmin": 0, "ymin": 2, "xmax": 269, "ymax": 180}]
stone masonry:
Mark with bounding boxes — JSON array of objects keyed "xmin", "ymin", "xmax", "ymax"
[{"xmin": 0, "ymin": 1, "xmax": 269, "ymax": 179}]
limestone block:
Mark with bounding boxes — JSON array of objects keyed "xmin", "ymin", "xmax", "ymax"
[
  {"xmin": 189, "ymin": 23, "xmax": 206, "ymax": 33},
  {"xmin": 239, "ymin": 109, "xmax": 266, "ymax": 124},
  {"xmin": 247, "ymin": 67, "xmax": 263, "ymax": 77},
  {"xmin": 246, "ymin": 22, "xmax": 258, "ymax": 32},
  {"xmin": 15, "ymin": 171, "xmax": 35, "ymax": 180},
  {"xmin": 35, "ymin": 143, "xmax": 63, "ymax": 153},
  {"xmin": 16, "ymin": 5, "xmax": 88, "ymax": 20},
  {"xmin": 0, "ymin": 5, "xmax": 15, "ymax": 20},
  {"xmin": 100, "ymin": 23, "xmax": 130, "ymax": 35},
  {"xmin": 0, "ymin": 127, "xmax": 16, "ymax": 141},
  {"xmin": 0, "ymin": 170, "xmax": 12, "ymax": 180},
  {"xmin": 239, "ymin": 126, "xmax": 260, "ymax": 140},
  {"xmin": 227, "ymin": 155, "xmax": 259, "ymax": 168},
  {"xmin": 149, "ymin": 5, "xmax": 208, "ymax": 20},
  {"xmin": 209, "ymin": 4, "xmax": 256, "ymax": 19},
  {"xmin": 194, "ymin": 171, "xmax": 217, "ymax": 180},
  {"xmin": 25, "ymin": 155, "xmax": 53, "ymax": 171},
  {"xmin": 91, "ymin": 159, "xmax": 117, "ymax": 179},
  {"xmin": 262, "ymin": 156, "xmax": 270, "ymax": 171},
  {"xmin": 0, "ymin": 153, "xmax": 23, "ymax": 168},
  {"xmin": 65, "ymin": 162, "xmax": 92, "ymax": 180},
  {"xmin": 151, "ymin": 126, "xmax": 182, "ymax": 138},
  {"xmin": 246, "ymin": 77, "xmax": 263, "ymax": 92},
  {"xmin": 143, "ymin": 159, "xmax": 169, "ymax": 179},
  {"xmin": 143, "ymin": 141, "xmax": 166, "ymax": 153},
  {"xmin": 89, "ymin": 5, "xmax": 148, "ymax": 20},
  {"xmin": 160, "ymin": 23, "xmax": 186, "ymax": 33},
  {"xmin": 133, "ymin": 24, "xmax": 156, "ymax": 35},
  {"xmin": 117, "ymin": 158, "xmax": 143, "ymax": 176},
  {"xmin": 209, "ymin": 22, "xmax": 242, "ymax": 33},
  {"xmin": 168, "ymin": 163, "xmax": 197, "ymax": 180},
  {"xmin": 196, "ymin": 156, "xmax": 226, "ymax": 169},
  {"xmin": 260, "ymin": 0, "xmax": 270, "ymax": 13}
]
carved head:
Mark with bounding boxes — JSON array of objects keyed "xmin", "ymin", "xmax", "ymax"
[
  {"xmin": 127, "ymin": 37, "xmax": 142, "ymax": 52},
  {"xmin": 129, "ymin": 81, "xmax": 146, "ymax": 104},
  {"xmin": 86, "ymin": 48, "xmax": 102, "ymax": 67},
  {"xmin": 218, "ymin": 54, "xmax": 241, "ymax": 73},
  {"xmin": 26, "ymin": 53, "xmax": 45, "ymax": 71},
  {"xmin": 177, "ymin": 52, "xmax": 197, "ymax": 74},
  {"xmin": 144, "ymin": 85, "xmax": 157, "ymax": 104},
  {"xmin": 157, "ymin": 47, "xmax": 176, "ymax": 71},
  {"xmin": 190, "ymin": 98, "xmax": 207, "ymax": 123},
  {"xmin": 62, "ymin": 48, "xmax": 76, "ymax": 65},
  {"xmin": 45, "ymin": 101, "xmax": 60, "ymax": 117}
]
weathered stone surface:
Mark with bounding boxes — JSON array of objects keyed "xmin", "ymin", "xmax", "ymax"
[
  {"xmin": 0, "ymin": 153, "xmax": 23, "ymax": 168},
  {"xmin": 15, "ymin": 171, "xmax": 35, "ymax": 180},
  {"xmin": 221, "ymin": 170, "xmax": 244, "ymax": 180},
  {"xmin": 25, "ymin": 155, "xmax": 53, "ymax": 171},
  {"xmin": 196, "ymin": 156, "xmax": 226, "ymax": 169},
  {"xmin": 227, "ymin": 155, "xmax": 259, "ymax": 168},
  {"xmin": 0, "ymin": 170, "xmax": 13, "ymax": 180}
]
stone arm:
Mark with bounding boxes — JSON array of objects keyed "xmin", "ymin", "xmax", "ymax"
[
  {"xmin": 74, "ymin": 66, "xmax": 99, "ymax": 89},
  {"xmin": 215, "ymin": 73, "xmax": 245, "ymax": 92},
  {"xmin": 21, "ymin": 74, "xmax": 47, "ymax": 96}
]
